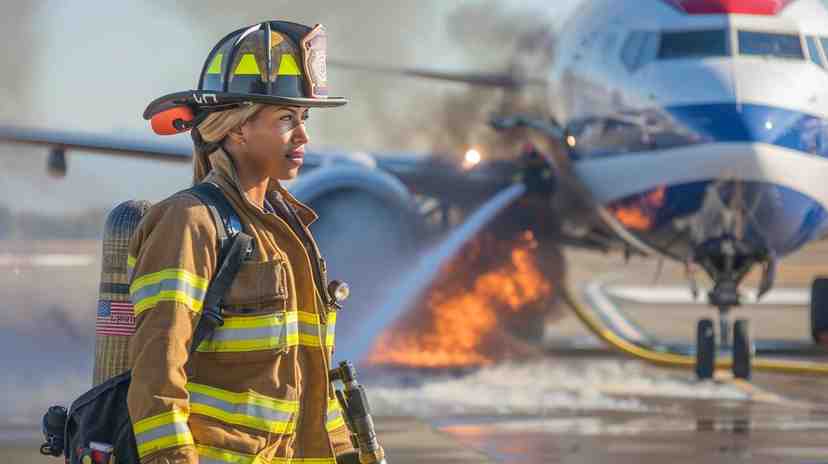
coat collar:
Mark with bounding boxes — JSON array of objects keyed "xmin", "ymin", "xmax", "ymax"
[{"xmin": 207, "ymin": 148, "xmax": 319, "ymax": 226}]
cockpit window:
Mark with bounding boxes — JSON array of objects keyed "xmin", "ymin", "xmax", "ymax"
[
  {"xmin": 738, "ymin": 31, "xmax": 804, "ymax": 60},
  {"xmin": 657, "ymin": 29, "xmax": 728, "ymax": 59},
  {"xmin": 622, "ymin": 31, "xmax": 659, "ymax": 71}
]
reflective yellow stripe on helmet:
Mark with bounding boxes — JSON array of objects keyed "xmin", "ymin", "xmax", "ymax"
[
  {"xmin": 234, "ymin": 54, "xmax": 261, "ymax": 76},
  {"xmin": 277, "ymin": 54, "xmax": 301, "ymax": 76},
  {"xmin": 207, "ymin": 53, "xmax": 224, "ymax": 74},
  {"xmin": 133, "ymin": 409, "xmax": 193, "ymax": 458},
  {"xmin": 130, "ymin": 268, "xmax": 209, "ymax": 316},
  {"xmin": 187, "ymin": 382, "xmax": 299, "ymax": 435}
]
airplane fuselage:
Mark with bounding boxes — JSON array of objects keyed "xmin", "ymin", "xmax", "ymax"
[{"xmin": 549, "ymin": 0, "xmax": 828, "ymax": 269}]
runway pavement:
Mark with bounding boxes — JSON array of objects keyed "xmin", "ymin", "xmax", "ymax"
[{"xmin": 4, "ymin": 239, "xmax": 828, "ymax": 463}]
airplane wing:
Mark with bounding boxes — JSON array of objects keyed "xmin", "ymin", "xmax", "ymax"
[
  {"xmin": 0, "ymin": 125, "xmax": 515, "ymax": 205},
  {"xmin": 0, "ymin": 125, "xmax": 192, "ymax": 163},
  {"xmin": 328, "ymin": 59, "xmax": 546, "ymax": 90}
]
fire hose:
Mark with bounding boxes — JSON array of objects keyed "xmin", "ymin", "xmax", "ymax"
[{"xmin": 563, "ymin": 279, "xmax": 828, "ymax": 375}]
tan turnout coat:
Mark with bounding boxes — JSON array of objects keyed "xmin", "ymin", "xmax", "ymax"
[{"xmin": 126, "ymin": 149, "xmax": 353, "ymax": 464}]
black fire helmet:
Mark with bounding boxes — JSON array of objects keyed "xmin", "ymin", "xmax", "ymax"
[{"xmin": 145, "ymin": 20, "xmax": 347, "ymax": 136}]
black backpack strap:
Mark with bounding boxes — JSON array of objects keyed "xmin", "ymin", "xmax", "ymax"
[
  {"xmin": 186, "ymin": 182, "xmax": 244, "ymax": 259},
  {"xmin": 182, "ymin": 182, "xmax": 254, "ymax": 355},
  {"xmin": 189, "ymin": 233, "xmax": 252, "ymax": 354}
]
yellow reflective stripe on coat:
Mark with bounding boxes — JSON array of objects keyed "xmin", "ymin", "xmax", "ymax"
[
  {"xmin": 271, "ymin": 458, "xmax": 337, "ymax": 464},
  {"xmin": 196, "ymin": 444, "xmax": 266, "ymax": 464},
  {"xmin": 127, "ymin": 255, "xmax": 136, "ymax": 281},
  {"xmin": 198, "ymin": 445, "xmax": 336, "ymax": 464},
  {"xmin": 296, "ymin": 311, "xmax": 322, "ymax": 347},
  {"xmin": 324, "ymin": 311, "xmax": 336, "ymax": 348},
  {"xmin": 186, "ymin": 382, "xmax": 299, "ymax": 434},
  {"xmin": 296, "ymin": 311, "xmax": 336, "ymax": 348},
  {"xmin": 133, "ymin": 409, "xmax": 193, "ymax": 458},
  {"xmin": 130, "ymin": 268, "xmax": 209, "ymax": 316},
  {"xmin": 325, "ymin": 398, "xmax": 345, "ymax": 432},
  {"xmin": 196, "ymin": 312, "xmax": 299, "ymax": 353},
  {"xmin": 196, "ymin": 310, "xmax": 336, "ymax": 352}
]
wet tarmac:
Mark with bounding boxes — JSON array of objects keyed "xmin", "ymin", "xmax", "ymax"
[
  {"xmin": 9, "ymin": 364, "xmax": 828, "ymax": 464},
  {"xmin": 4, "ymin": 240, "xmax": 828, "ymax": 463}
]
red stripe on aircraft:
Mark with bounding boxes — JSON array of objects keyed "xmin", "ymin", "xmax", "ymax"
[{"xmin": 663, "ymin": 0, "xmax": 796, "ymax": 15}]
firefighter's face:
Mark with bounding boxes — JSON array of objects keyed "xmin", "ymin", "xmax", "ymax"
[{"xmin": 239, "ymin": 105, "xmax": 310, "ymax": 180}]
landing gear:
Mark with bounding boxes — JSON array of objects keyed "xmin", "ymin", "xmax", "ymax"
[
  {"xmin": 693, "ymin": 279, "xmax": 739, "ymax": 380},
  {"xmin": 694, "ymin": 317, "xmax": 754, "ymax": 380},
  {"xmin": 709, "ymin": 279, "xmax": 739, "ymax": 348},
  {"xmin": 691, "ymin": 237, "xmax": 767, "ymax": 380},
  {"xmin": 732, "ymin": 319, "xmax": 753, "ymax": 380},
  {"xmin": 696, "ymin": 318, "xmax": 716, "ymax": 380}
]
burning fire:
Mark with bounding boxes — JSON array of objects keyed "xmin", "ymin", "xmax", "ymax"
[
  {"xmin": 367, "ymin": 231, "xmax": 556, "ymax": 368},
  {"xmin": 608, "ymin": 186, "xmax": 667, "ymax": 231}
]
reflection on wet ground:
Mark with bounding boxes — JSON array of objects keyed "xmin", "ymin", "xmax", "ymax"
[
  {"xmin": 360, "ymin": 357, "xmax": 828, "ymax": 463},
  {"xmin": 430, "ymin": 380, "xmax": 828, "ymax": 463},
  {"xmin": 5, "ymin": 241, "xmax": 828, "ymax": 463}
]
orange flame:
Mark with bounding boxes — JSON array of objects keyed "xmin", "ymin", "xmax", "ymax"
[
  {"xmin": 608, "ymin": 186, "xmax": 667, "ymax": 231},
  {"xmin": 367, "ymin": 231, "xmax": 555, "ymax": 368}
]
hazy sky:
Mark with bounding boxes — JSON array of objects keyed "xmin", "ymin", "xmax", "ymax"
[{"xmin": 0, "ymin": 1, "xmax": 576, "ymax": 213}]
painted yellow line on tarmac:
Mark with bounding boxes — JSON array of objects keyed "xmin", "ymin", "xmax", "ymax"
[{"xmin": 563, "ymin": 280, "xmax": 828, "ymax": 376}]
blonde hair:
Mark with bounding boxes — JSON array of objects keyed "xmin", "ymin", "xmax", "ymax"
[{"xmin": 192, "ymin": 103, "xmax": 264, "ymax": 184}]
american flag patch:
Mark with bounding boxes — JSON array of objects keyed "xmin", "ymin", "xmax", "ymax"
[{"xmin": 96, "ymin": 300, "xmax": 136, "ymax": 336}]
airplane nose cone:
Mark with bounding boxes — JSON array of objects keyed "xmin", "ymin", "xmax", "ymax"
[
  {"xmin": 733, "ymin": 59, "xmax": 827, "ymax": 111},
  {"xmin": 664, "ymin": 103, "xmax": 828, "ymax": 156}
]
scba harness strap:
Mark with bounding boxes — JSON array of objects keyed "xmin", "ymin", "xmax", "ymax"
[
  {"xmin": 40, "ymin": 182, "xmax": 252, "ymax": 464},
  {"xmin": 185, "ymin": 182, "xmax": 254, "ymax": 352}
]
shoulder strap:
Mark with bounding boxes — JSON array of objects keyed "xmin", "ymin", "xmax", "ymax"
[
  {"xmin": 182, "ymin": 182, "xmax": 254, "ymax": 355},
  {"xmin": 186, "ymin": 182, "xmax": 243, "ymax": 258}
]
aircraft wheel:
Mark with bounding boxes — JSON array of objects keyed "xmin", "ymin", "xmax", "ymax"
[
  {"xmin": 732, "ymin": 319, "xmax": 753, "ymax": 380},
  {"xmin": 810, "ymin": 277, "xmax": 828, "ymax": 344},
  {"xmin": 696, "ymin": 318, "xmax": 716, "ymax": 380}
]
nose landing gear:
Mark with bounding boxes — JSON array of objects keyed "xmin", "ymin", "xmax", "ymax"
[
  {"xmin": 692, "ymin": 238, "xmax": 763, "ymax": 380},
  {"xmin": 694, "ymin": 314, "xmax": 754, "ymax": 381}
]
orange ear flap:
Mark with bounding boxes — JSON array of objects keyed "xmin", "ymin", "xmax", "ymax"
[{"xmin": 150, "ymin": 106, "xmax": 195, "ymax": 135}]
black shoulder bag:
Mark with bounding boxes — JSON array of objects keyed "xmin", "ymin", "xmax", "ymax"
[{"xmin": 40, "ymin": 183, "xmax": 253, "ymax": 464}]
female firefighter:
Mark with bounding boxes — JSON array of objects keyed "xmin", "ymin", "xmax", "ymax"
[{"xmin": 127, "ymin": 21, "xmax": 359, "ymax": 464}]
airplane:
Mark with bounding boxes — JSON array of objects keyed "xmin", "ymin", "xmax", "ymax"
[{"xmin": 3, "ymin": 0, "xmax": 828, "ymax": 380}]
